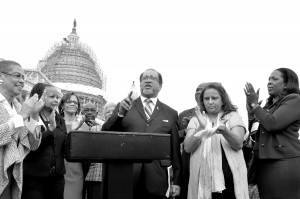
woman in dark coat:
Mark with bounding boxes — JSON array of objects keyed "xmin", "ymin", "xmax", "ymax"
[
  {"xmin": 22, "ymin": 83, "xmax": 67, "ymax": 199},
  {"xmin": 245, "ymin": 68, "xmax": 300, "ymax": 199}
]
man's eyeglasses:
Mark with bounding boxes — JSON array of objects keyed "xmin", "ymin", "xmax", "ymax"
[
  {"xmin": 141, "ymin": 75, "xmax": 159, "ymax": 81},
  {"xmin": 82, "ymin": 108, "xmax": 97, "ymax": 113},
  {"xmin": 0, "ymin": 72, "xmax": 25, "ymax": 80}
]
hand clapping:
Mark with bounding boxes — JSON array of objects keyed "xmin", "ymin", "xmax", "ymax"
[
  {"xmin": 20, "ymin": 93, "xmax": 44, "ymax": 120},
  {"xmin": 216, "ymin": 119, "xmax": 228, "ymax": 135},
  {"xmin": 244, "ymin": 82, "xmax": 262, "ymax": 113},
  {"xmin": 48, "ymin": 106, "xmax": 57, "ymax": 132},
  {"xmin": 195, "ymin": 108, "xmax": 207, "ymax": 130}
]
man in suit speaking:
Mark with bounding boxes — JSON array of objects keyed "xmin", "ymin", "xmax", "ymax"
[{"xmin": 102, "ymin": 68, "xmax": 182, "ymax": 199}]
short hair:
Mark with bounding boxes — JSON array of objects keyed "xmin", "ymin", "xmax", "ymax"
[
  {"xmin": 199, "ymin": 82, "xmax": 237, "ymax": 118},
  {"xmin": 139, "ymin": 68, "xmax": 163, "ymax": 85},
  {"xmin": 82, "ymin": 102, "xmax": 96, "ymax": 110},
  {"xmin": 0, "ymin": 60, "xmax": 21, "ymax": 73},
  {"xmin": 195, "ymin": 82, "xmax": 208, "ymax": 111},
  {"xmin": 30, "ymin": 83, "xmax": 53, "ymax": 99},
  {"xmin": 81, "ymin": 102, "xmax": 97, "ymax": 115},
  {"xmin": 195, "ymin": 82, "xmax": 207, "ymax": 94},
  {"xmin": 58, "ymin": 92, "xmax": 81, "ymax": 116},
  {"xmin": 104, "ymin": 102, "xmax": 117, "ymax": 112}
]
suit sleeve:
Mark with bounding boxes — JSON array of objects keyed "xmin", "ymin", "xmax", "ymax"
[
  {"xmin": 171, "ymin": 111, "xmax": 182, "ymax": 186},
  {"xmin": 254, "ymin": 94, "xmax": 300, "ymax": 132}
]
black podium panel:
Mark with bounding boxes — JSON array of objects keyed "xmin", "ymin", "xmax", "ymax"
[{"xmin": 65, "ymin": 131, "xmax": 171, "ymax": 162}]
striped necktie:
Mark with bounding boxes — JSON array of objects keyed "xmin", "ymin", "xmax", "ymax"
[{"xmin": 144, "ymin": 98, "xmax": 153, "ymax": 120}]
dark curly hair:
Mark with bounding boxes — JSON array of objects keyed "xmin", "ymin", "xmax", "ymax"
[
  {"xmin": 29, "ymin": 83, "xmax": 53, "ymax": 99},
  {"xmin": 58, "ymin": 92, "xmax": 81, "ymax": 117}
]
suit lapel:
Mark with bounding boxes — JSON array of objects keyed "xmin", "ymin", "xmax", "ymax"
[
  {"xmin": 133, "ymin": 97, "xmax": 162, "ymax": 122},
  {"xmin": 147, "ymin": 100, "xmax": 161, "ymax": 123}
]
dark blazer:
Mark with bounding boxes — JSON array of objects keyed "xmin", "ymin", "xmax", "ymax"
[
  {"xmin": 23, "ymin": 113, "xmax": 67, "ymax": 176},
  {"xmin": 252, "ymin": 93, "xmax": 300, "ymax": 159},
  {"xmin": 178, "ymin": 107, "xmax": 195, "ymax": 143},
  {"xmin": 102, "ymin": 97, "xmax": 182, "ymax": 196},
  {"xmin": 178, "ymin": 107, "xmax": 195, "ymax": 199}
]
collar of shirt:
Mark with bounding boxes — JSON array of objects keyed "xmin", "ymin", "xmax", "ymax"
[{"xmin": 140, "ymin": 96, "xmax": 158, "ymax": 113}]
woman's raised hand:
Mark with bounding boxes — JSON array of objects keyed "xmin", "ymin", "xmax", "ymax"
[
  {"xmin": 195, "ymin": 107, "xmax": 206, "ymax": 129},
  {"xmin": 48, "ymin": 106, "xmax": 57, "ymax": 132}
]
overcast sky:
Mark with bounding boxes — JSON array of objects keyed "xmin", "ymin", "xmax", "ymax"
[{"xmin": 1, "ymin": 0, "xmax": 300, "ymax": 120}]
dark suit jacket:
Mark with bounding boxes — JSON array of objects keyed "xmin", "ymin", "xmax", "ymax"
[
  {"xmin": 178, "ymin": 107, "xmax": 195, "ymax": 143},
  {"xmin": 252, "ymin": 93, "xmax": 300, "ymax": 159},
  {"xmin": 23, "ymin": 113, "xmax": 67, "ymax": 176},
  {"xmin": 177, "ymin": 107, "xmax": 195, "ymax": 199},
  {"xmin": 102, "ymin": 97, "xmax": 182, "ymax": 196}
]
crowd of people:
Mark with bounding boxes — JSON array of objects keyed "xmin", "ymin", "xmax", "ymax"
[{"xmin": 1, "ymin": 59, "xmax": 300, "ymax": 199}]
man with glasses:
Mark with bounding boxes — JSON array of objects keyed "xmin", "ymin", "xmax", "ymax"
[
  {"xmin": 102, "ymin": 68, "xmax": 182, "ymax": 199},
  {"xmin": 81, "ymin": 102, "xmax": 104, "ymax": 199},
  {"xmin": 0, "ymin": 60, "xmax": 44, "ymax": 199}
]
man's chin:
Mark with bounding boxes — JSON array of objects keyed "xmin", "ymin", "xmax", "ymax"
[
  {"xmin": 13, "ymin": 90, "xmax": 22, "ymax": 97},
  {"xmin": 142, "ymin": 90, "xmax": 153, "ymax": 96}
]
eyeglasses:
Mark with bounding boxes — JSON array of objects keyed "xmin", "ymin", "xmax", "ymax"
[
  {"xmin": 0, "ymin": 72, "xmax": 25, "ymax": 80},
  {"xmin": 141, "ymin": 75, "xmax": 159, "ymax": 81},
  {"xmin": 82, "ymin": 108, "xmax": 97, "ymax": 113},
  {"xmin": 65, "ymin": 100, "xmax": 78, "ymax": 105}
]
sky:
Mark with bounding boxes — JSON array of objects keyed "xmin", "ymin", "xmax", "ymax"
[{"xmin": 1, "ymin": 0, "xmax": 300, "ymax": 121}]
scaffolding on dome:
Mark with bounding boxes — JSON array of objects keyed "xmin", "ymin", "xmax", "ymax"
[{"xmin": 37, "ymin": 40, "xmax": 106, "ymax": 91}]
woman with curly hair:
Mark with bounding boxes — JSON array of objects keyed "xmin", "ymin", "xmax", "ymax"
[{"xmin": 184, "ymin": 82, "xmax": 249, "ymax": 199}]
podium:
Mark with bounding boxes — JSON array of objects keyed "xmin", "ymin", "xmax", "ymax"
[{"xmin": 66, "ymin": 131, "xmax": 171, "ymax": 199}]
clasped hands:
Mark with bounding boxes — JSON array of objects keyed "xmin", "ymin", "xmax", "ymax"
[{"xmin": 194, "ymin": 108, "xmax": 229, "ymax": 139}]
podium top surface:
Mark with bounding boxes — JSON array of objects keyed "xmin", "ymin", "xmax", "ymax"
[
  {"xmin": 75, "ymin": 130, "xmax": 170, "ymax": 136},
  {"xmin": 66, "ymin": 131, "xmax": 171, "ymax": 162}
]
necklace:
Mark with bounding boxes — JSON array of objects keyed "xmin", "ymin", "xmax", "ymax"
[
  {"xmin": 40, "ymin": 110, "xmax": 50, "ymax": 122},
  {"xmin": 207, "ymin": 115, "xmax": 218, "ymax": 127},
  {"xmin": 39, "ymin": 110, "xmax": 51, "ymax": 129}
]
